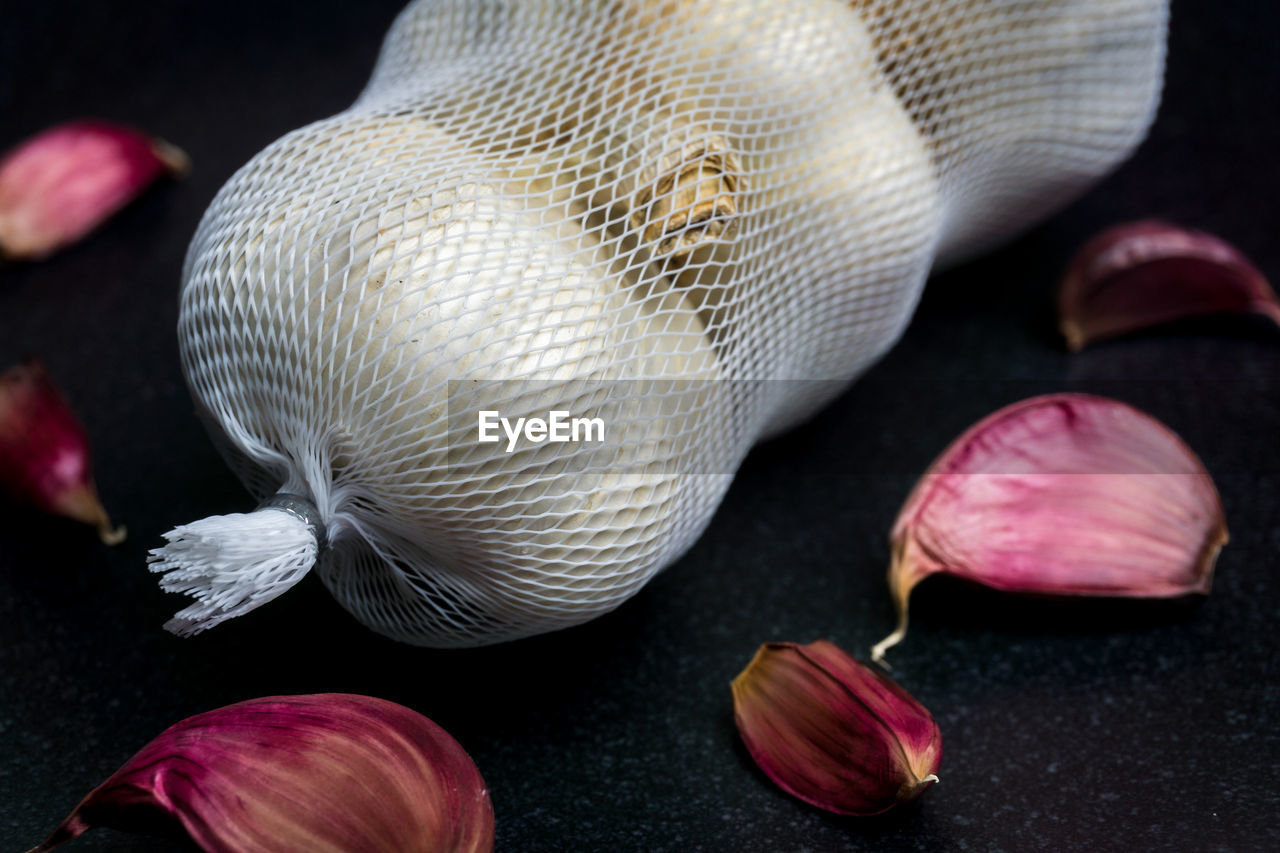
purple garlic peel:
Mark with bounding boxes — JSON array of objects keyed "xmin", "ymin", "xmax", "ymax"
[
  {"xmin": 0, "ymin": 359, "xmax": 124, "ymax": 544},
  {"xmin": 1059, "ymin": 220, "xmax": 1280, "ymax": 350},
  {"xmin": 0, "ymin": 120, "xmax": 188, "ymax": 260},
  {"xmin": 872, "ymin": 393, "xmax": 1227, "ymax": 665},
  {"xmin": 33, "ymin": 693, "xmax": 494, "ymax": 853},
  {"xmin": 732, "ymin": 640, "xmax": 941, "ymax": 816}
]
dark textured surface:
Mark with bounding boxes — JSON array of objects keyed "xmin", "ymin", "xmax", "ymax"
[{"xmin": 2, "ymin": 1, "xmax": 1278, "ymax": 851}]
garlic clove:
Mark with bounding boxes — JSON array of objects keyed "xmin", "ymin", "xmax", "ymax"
[
  {"xmin": 0, "ymin": 359, "xmax": 124, "ymax": 545},
  {"xmin": 0, "ymin": 120, "xmax": 189, "ymax": 260},
  {"xmin": 732, "ymin": 640, "xmax": 941, "ymax": 816},
  {"xmin": 33, "ymin": 693, "xmax": 494, "ymax": 853},
  {"xmin": 872, "ymin": 394, "xmax": 1227, "ymax": 665},
  {"xmin": 1058, "ymin": 220, "xmax": 1280, "ymax": 351}
]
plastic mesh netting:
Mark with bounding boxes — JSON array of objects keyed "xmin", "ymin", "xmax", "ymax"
[{"xmin": 158, "ymin": 0, "xmax": 1168, "ymax": 645}]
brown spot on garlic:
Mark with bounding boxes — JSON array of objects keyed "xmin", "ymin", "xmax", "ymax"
[{"xmin": 622, "ymin": 128, "xmax": 743, "ymax": 262}]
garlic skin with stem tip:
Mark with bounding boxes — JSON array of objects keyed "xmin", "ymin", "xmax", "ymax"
[
  {"xmin": 872, "ymin": 394, "xmax": 1227, "ymax": 666},
  {"xmin": 732, "ymin": 640, "xmax": 941, "ymax": 816},
  {"xmin": 0, "ymin": 120, "xmax": 188, "ymax": 260},
  {"xmin": 1058, "ymin": 220, "xmax": 1280, "ymax": 350},
  {"xmin": 0, "ymin": 359, "xmax": 124, "ymax": 545},
  {"xmin": 33, "ymin": 694, "xmax": 494, "ymax": 853}
]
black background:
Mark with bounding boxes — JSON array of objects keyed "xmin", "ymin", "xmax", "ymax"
[{"xmin": 2, "ymin": 2, "xmax": 1278, "ymax": 851}]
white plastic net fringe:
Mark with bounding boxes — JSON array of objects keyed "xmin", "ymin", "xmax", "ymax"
[{"xmin": 158, "ymin": 0, "xmax": 1168, "ymax": 645}]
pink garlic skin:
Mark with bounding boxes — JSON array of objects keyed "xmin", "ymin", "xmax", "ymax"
[
  {"xmin": 732, "ymin": 640, "xmax": 941, "ymax": 816},
  {"xmin": 0, "ymin": 120, "xmax": 188, "ymax": 260},
  {"xmin": 874, "ymin": 394, "xmax": 1227, "ymax": 664},
  {"xmin": 1058, "ymin": 220, "xmax": 1280, "ymax": 351},
  {"xmin": 35, "ymin": 694, "xmax": 495, "ymax": 853},
  {"xmin": 0, "ymin": 359, "xmax": 123, "ymax": 544}
]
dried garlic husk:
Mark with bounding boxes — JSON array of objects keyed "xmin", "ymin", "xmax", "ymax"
[
  {"xmin": 0, "ymin": 359, "xmax": 124, "ymax": 544},
  {"xmin": 34, "ymin": 694, "xmax": 493, "ymax": 853},
  {"xmin": 0, "ymin": 121, "xmax": 188, "ymax": 260},
  {"xmin": 872, "ymin": 394, "xmax": 1226, "ymax": 665},
  {"xmin": 732, "ymin": 640, "xmax": 941, "ymax": 815},
  {"xmin": 1059, "ymin": 221, "xmax": 1280, "ymax": 350}
]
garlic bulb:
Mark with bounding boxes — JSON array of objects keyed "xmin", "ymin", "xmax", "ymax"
[
  {"xmin": 848, "ymin": 0, "xmax": 1169, "ymax": 264},
  {"xmin": 618, "ymin": 0, "xmax": 942, "ymax": 433},
  {"xmin": 159, "ymin": 112, "xmax": 726, "ymax": 642},
  {"xmin": 153, "ymin": 0, "xmax": 1168, "ymax": 645}
]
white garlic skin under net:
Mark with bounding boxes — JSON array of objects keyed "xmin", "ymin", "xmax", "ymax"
[{"xmin": 156, "ymin": 0, "xmax": 1167, "ymax": 646}]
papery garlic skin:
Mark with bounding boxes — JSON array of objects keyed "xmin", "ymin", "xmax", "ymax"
[
  {"xmin": 35, "ymin": 694, "xmax": 494, "ymax": 853},
  {"xmin": 0, "ymin": 359, "xmax": 124, "ymax": 544},
  {"xmin": 873, "ymin": 394, "xmax": 1227, "ymax": 664},
  {"xmin": 0, "ymin": 121, "xmax": 188, "ymax": 260},
  {"xmin": 1058, "ymin": 220, "xmax": 1280, "ymax": 350},
  {"xmin": 732, "ymin": 640, "xmax": 941, "ymax": 816}
]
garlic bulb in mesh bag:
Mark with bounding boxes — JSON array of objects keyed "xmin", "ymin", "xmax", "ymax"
[{"xmin": 152, "ymin": 0, "xmax": 1168, "ymax": 645}]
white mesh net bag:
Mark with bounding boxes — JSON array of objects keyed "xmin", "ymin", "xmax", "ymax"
[{"xmin": 150, "ymin": 0, "xmax": 1168, "ymax": 646}]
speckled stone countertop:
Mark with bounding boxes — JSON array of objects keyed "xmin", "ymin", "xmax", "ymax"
[{"xmin": 2, "ymin": 1, "xmax": 1277, "ymax": 851}]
